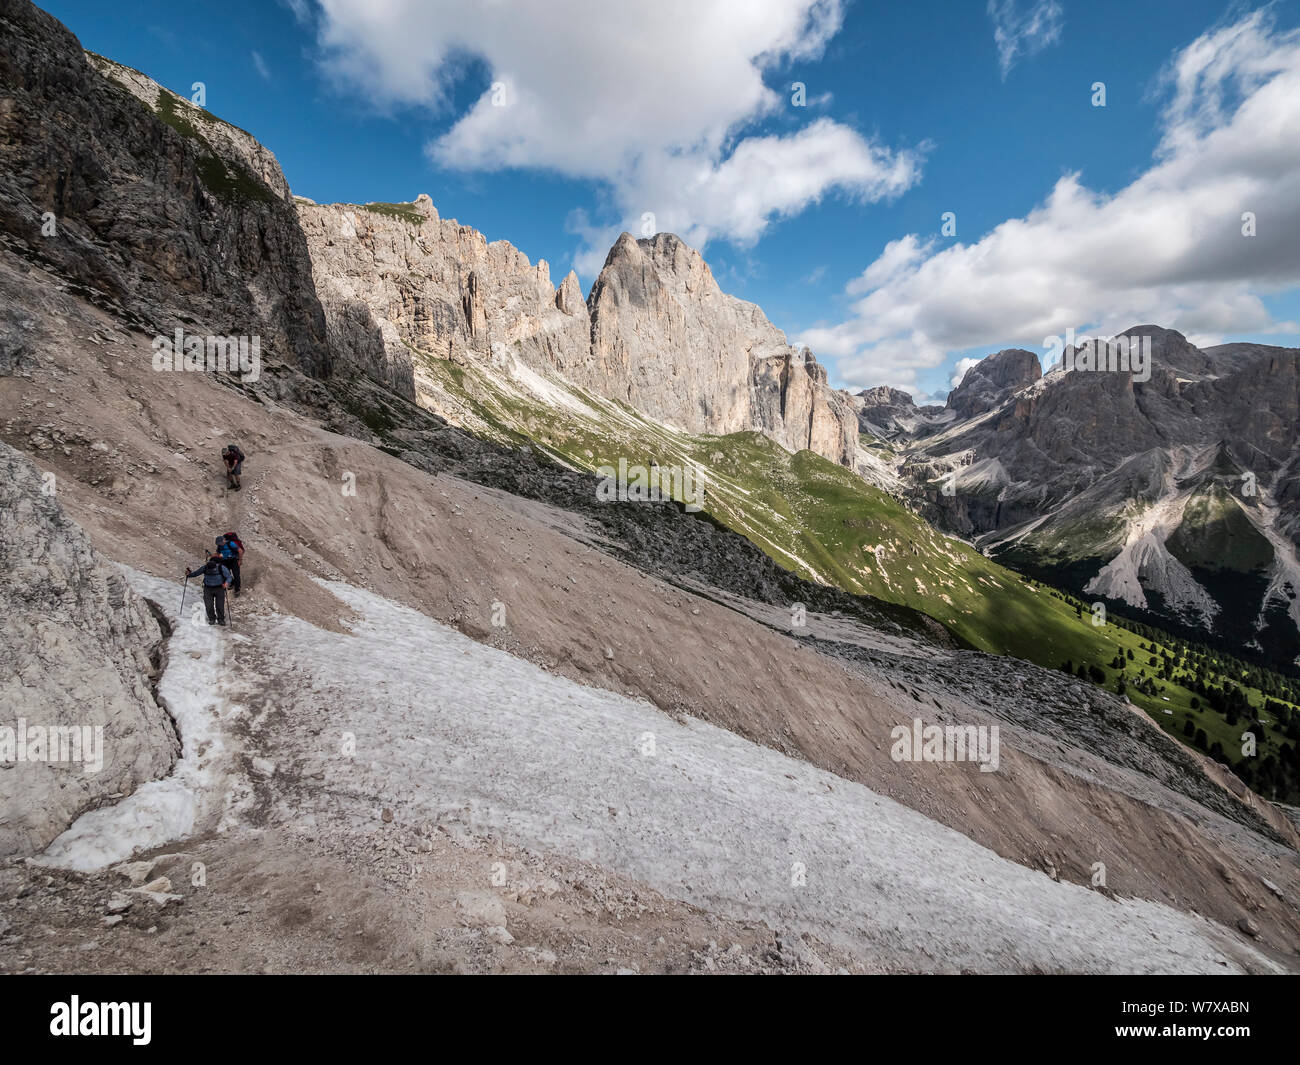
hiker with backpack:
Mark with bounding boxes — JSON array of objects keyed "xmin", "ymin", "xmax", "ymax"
[
  {"xmin": 221, "ymin": 443, "xmax": 246, "ymax": 491},
  {"xmin": 217, "ymin": 532, "xmax": 245, "ymax": 597},
  {"xmin": 185, "ymin": 552, "xmax": 232, "ymax": 625}
]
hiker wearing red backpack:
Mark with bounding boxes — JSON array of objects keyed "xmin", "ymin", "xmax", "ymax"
[
  {"xmin": 221, "ymin": 443, "xmax": 245, "ymax": 491},
  {"xmin": 217, "ymin": 532, "xmax": 245, "ymax": 597}
]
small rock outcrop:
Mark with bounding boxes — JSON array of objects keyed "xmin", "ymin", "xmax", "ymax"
[{"xmin": 0, "ymin": 442, "xmax": 179, "ymax": 857}]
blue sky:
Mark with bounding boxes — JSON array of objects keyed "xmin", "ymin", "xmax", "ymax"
[{"xmin": 45, "ymin": 0, "xmax": 1300, "ymax": 402}]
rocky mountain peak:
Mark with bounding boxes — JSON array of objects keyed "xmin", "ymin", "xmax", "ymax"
[
  {"xmin": 858, "ymin": 385, "xmax": 916, "ymax": 408},
  {"xmin": 641, "ymin": 231, "xmax": 711, "ymax": 279},
  {"xmin": 1121, "ymin": 324, "xmax": 1213, "ymax": 376},
  {"xmin": 596, "ymin": 230, "xmax": 719, "ymax": 303},
  {"xmin": 555, "ymin": 270, "xmax": 584, "ymax": 316},
  {"xmin": 584, "ymin": 228, "xmax": 856, "ymax": 461},
  {"xmin": 412, "ymin": 192, "xmax": 439, "ymax": 220},
  {"xmin": 947, "ymin": 348, "xmax": 1042, "ymax": 418}
]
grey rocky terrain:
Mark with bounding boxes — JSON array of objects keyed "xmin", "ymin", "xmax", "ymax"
[{"xmin": 0, "ymin": 441, "xmax": 178, "ymax": 855}]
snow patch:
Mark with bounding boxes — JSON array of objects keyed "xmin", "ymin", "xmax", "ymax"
[
  {"xmin": 246, "ymin": 578, "xmax": 1269, "ymax": 974},
  {"xmin": 36, "ymin": 567, "xmax": 246, "ymax": 872}
]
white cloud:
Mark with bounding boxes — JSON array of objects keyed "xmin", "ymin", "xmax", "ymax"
[
  {"xmin": 804, "ymin": 327, "xmax": 951, "ymax": 394},
  {"xmin": 988, "ymin": 0, "xmax": 1064, "ymax": 79},
  {"xmin": 801, "ymin": 10, "xmax": 1300, "ymax": 391},
  {"xmin": 309, "ymin": 0, "xmax": 921, "ymax": 273},
  {"xmin": 950, "ymin": 357, "xmax": 981, "ymax": 390},
  {"xmin": 251, "ymin": 50, "xmax": 271, "ymax": 81},
  {"xmin": 847, "ymin": 233, "xmax": 932, "ymax": 294}
]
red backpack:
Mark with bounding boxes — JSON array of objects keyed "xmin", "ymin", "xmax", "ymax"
[{"xmin": 223, "ymin": 532, "xmax": 245, "ymax": 555}]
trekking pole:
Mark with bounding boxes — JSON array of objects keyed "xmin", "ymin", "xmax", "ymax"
[
  {"xmin": 226, "ymin": 589, "xmax": 233, "ymax": 629},
  {"xmin": 179, "ymin": 575, "xmax": 189, "ymax": 621}
]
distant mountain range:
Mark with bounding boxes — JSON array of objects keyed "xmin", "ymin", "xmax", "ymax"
[{"xmin": 857, "ymin": 329, "xmax": 1300, "ymax": 670}]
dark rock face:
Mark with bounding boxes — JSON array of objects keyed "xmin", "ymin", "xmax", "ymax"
[
  {"xmin": 946, "ymin": 348, "xmax": 1042, "ymax": 419},
  {"xmin": 856, "ymin": 386, "xmax": 916, "ymax": 435},
  {"xmin": 0, "ymin": 0, "xmax": 331, "ymax": 376},
  {"xmin": 1130, "ymin": 324, "xmax": 1215, "ymax": 377}
]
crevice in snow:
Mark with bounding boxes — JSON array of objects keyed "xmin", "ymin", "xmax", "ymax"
[{"xmin": 35, "ymin": 567, "xmax": 249, "ymax": 872}]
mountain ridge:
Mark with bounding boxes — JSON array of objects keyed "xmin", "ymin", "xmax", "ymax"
[{"xmin": 863, "ymin": 329, "xmax": 1300, "ymax": 670}]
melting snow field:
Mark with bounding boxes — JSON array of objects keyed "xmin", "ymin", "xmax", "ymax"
[
  {"xmin": 38, "ymin": 569, "xmax": 243, "ymax": 872},
  {"xmin": 39, "ymin": 572, "xmax": 1276, "ymax": 972}
]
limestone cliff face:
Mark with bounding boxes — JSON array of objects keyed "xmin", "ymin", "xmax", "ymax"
[
  {"xmin": 296, "ymin": 195, "xmax": 590, "ymax": 401},
  {"xmin": 0, "ymin": 442, "xmax": 179, "ymax": 857},
  {"xmin": 581, "ymin": 233, "xmax": 751, "ymax": 434},
  {"xmin": 300, "ymin": 214, "xmax": 859, "ymax": 466},
  {"xmin": 585, "ymin": 233, "xmax": 857, "ymax": 464}
]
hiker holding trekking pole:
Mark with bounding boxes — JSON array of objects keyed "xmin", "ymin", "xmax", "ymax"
[{"xmin": 185, "ymin": 552, "xmax": 232, "ymax": 625}]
